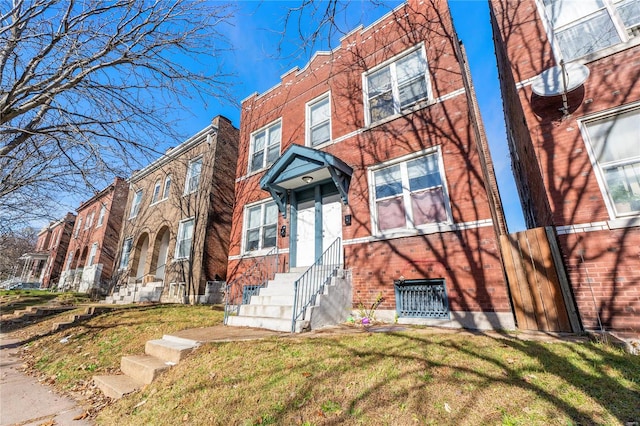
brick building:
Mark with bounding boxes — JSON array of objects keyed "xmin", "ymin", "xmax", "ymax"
[
  {"xmin": 58, "ymin": 177, "xmax": 129, "ymax": 293},
  {"xmin": 226, "ymin": 0, "xmax": 514, "ymax": 330},
  {"xmin": 113, "ymin": 116, "xmax": 238, "ymax": 303},
  {"xmin": 490, "ymin": 0, "xmax": 640, "ymax": 332},
  {"xmin": 19, "ymin": 212, "xmax": 75, "ymax": 288}
]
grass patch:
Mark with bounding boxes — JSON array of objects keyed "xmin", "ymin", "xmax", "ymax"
[
  {"xmin": 11, "ymin": 308, "xmax": 639, "ymax": 425},
  {"xmin": 0, "ymin": 290, "xmax": 88, "ymax": 314},
  {"xmin": 16, "ymin": 304, "xmax": 223, "ymax": 390},
  {"xmin": 94, "ymin": 331, "xmax": 640, "ymax": 425}
]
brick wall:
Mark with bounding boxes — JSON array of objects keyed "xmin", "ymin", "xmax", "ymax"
[{"xmin": 490, "ymin": 0, "xmax": 640, "ymax": 332}]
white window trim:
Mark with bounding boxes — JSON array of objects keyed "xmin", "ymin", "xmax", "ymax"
[
  {"xmin": 305, "ymin": 92, "xmax": 332, "ymax": 148},
  {"xmin": 247, "ymin": 119, "xmax": 282, "ymax": 174},
  {"xmin": 535, "ymin": 0, "xmax": 640, "ymax": 64},
  {"xmin": 367, "ymin": 146, "xmax": 453, "ymax": 238},
  {"xmin": 184, "ymin": 157, "xmax": 203, "ymax": 195},
  {"xmin": 578, "ymin": 101, "xmax": 640, "ymax": 220},
  {"xmin": 174, "ymin": 217, "xmax": 195, "ymax": 260},
  {"xmin": 87, "ymin": 242, "xmax": 99, "ymax": 267},
  {"xmin": 162, "ymin": 175, "xmax": 172, "ymax": 200},
  {"xmin": 151, "ymin": 180, "xmax": 162, "ymax": 205},
  {"xmin": 241, "ymin": 199, "xmax": 278, "ymax": 255},
  {"xmin": 96, "ymin": 204, "xmax": 106, "ymax": 228},
  {"xmin": 362, "ymin": 43, "xmax": 433, "ymax": 126},
  {"xmin": 119, "ymin": 237, "xmax": 133, "ymax": 270},
  {"xmin": 129, "ymin": 189, "xmax": 143, "ymax": 218},
  {"xmin": 74, "ymin": 217, "xmax": 82, "ymax": 237}
]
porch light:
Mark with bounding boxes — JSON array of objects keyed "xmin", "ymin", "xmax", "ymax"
[{"xmin": 302, "ymin": 176, "xmax": 314, "ymax": 184}]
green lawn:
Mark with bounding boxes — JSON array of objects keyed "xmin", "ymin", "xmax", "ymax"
[{"xmin": 11, "ymin": 305, "xmax": 639, "ymax": 425}]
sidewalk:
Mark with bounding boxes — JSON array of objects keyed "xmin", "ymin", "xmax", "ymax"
[{"xmin": 0, "ymin": 333, "xmax": 93, "ymax": 426}]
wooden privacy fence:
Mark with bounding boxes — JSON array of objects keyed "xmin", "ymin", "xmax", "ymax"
[{"xmin": 500, "ymin": 227, "xmax": 580, "ymax": 332}]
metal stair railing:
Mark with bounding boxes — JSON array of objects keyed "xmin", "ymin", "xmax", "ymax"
[
  {"xmin": 291, "ymin": 238, "xmax": 342, "ymax": 333},
  {"xmin": 224, "ymin": 247, "xmax": 279, "ymax": 325}
]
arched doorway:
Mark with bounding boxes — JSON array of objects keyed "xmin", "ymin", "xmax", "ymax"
[
  {"xmin": 150, "ymin": 227, "xmax": 170, "ymax": 282},
  {"xmin": 131, "ymin": 233, "xmax": 149, "ymax": 282}
]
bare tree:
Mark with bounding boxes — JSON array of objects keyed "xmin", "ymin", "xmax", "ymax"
[
  {"xmin": 0, "ymin": 0, "xmax": 236, "ymax": 231},
  {"xmin": 0, "ymin": 225, "xmax": 37, "ymax": 281}
]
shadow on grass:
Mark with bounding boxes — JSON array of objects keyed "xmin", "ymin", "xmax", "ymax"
[{"xmin": 164, "ymin": 330, "xmax": 639, "ymax": 425}]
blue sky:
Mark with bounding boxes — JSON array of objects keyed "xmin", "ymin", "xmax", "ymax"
[
  {"xmin": 55, "ymin": 0, "xmax": 527, "ymax": 233},
  {"xmin": 192, "ymin": 0, "xmax": 527, "ymax": 232}
]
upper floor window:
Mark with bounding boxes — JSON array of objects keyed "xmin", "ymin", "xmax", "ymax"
[
  {"xmin": 130, "ymin": 189, "xmax": 143, "ymax": 218},
  {"xmin": 86, "ymin": 211, "xmax": 94, "ymax": 228},
  {"xmin": 369, "ymin": 149, "xmax": 450, "ymax": 234},
  {"xmin": 185, "ymin": 158, "xmax": 202, "ymax": 194},
  {"xmin": 48, "ymin": 230, "xmax": 56, "ymax": 249},
  {"xmin": 244, "ymin": 200, "xmax": 277, "ymax": 253},
  {"xmin": 119, "ymin": 237, "xmax": 133, "ymax": 269},
  {"xmin": 151, "ymin": 180, "xmax": 161, "ymax": 204},
  {"xmin": 175, "ymin": 218, "xmax": 195, "ymax": 259},
  {"xmin": 307, "ymin": 95, "xmax": 331, "ymax": 146},
  {"xmin": 581, "ymin": 106, "xmax": 640, "ymax": 217},
  {"xmin": 88, "ymin": 243, "xmax": 98, "ymax": 266},
  {"xmin": 163, "ymin": 175, "xmax": 172, "ymax": 199},
  {"xmin": 250, "ymin": 121, "xmax": 281, "ymax": 173},
  {"xmin": 74, "ymin": 217, "xmax": 82, "ymax": 237},
  {"xmin": 541, "ymin": 0, "xmax": 640, "ymax": 61},
  {"xmin": 97, "ymin": 204, "xmax": 106, "ymax": 227},
  {"xmin": 364, "ymin": 45, "xmax": 431, "ymax": 125}
]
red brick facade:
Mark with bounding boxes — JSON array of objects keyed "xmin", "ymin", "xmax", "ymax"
[
  {"xmin": 227, "ymin": 0, "xmax": 513, "ymax": 329},
  {"xmin": 490, "ymin": 0, "xmax": 640, "ymax": 332},
  {"xmin": 59, "ymin": 177, "xmax": 128, "ymax": 293},
  {"xmin": 22, "ymin": 212, "xmax": 75, "ymax": 288}
]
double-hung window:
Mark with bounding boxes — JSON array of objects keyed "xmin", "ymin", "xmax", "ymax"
[
  {"xmin": 250, "ymin": 121, "xmax": 281, "ymax": 173},
  {"xmin": 371, "ymin": 150, "xmax": 449, "ymax": 233},
  {"xmin": 97, "ymin": 204, "xmax": 106, "ymax": 227},
  {"xmin": 185, "ymin": 158, "xmax": 202, "ymax": 194},
  {"xmin": 541, "ymin": 0, "xmax": 640, "ymax": 62},
  {"xmin": 74, "ymin": 217, "xmax": 82, "ymax": 237},
  {"xmin": 244, "ymin": 200, "xmax": 277, "ymax": 252},
  {"xmin": 119, "ymin": 238, "xmax": 133, "ymax": 269},
  {"xmin": 307, "ymin": 95, "xmax": 331, "ymax": 146},
  {"xmin": 88, "ymin": 243, "xmax": 98, "ymax": 266},
  {"xmin": 581, "ymin": 106, "xmax": 640, "ymax": 217},
  {"xmin": 163, "ymin": 175, "xmax": 172, "ymax": 199},
  {"xmin": 130, "ymin": 190, "xmax": 143, "ymax": 218},
  {"xmin": 175, "ymin": 218, "xmax": 195, "ymax": 259},
  {"xmin": 151, "ymin": 180, "xmax": 161, "ymax": 204},
  {"xmin": 364, "ymin": 45, "xmax": 431, "ymax": 124}
]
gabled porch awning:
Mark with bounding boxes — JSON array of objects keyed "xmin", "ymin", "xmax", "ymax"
[{"xmin": 259, "ymin": 144, "xmax": 353, "ymax": 216}]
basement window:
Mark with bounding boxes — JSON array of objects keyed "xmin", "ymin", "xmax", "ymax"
[{"xmin": 394, "ymin": 279, "xmax": 450, "ymax": 319}]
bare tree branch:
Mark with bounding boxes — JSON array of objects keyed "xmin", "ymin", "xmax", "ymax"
[{"xmin": 0, "ymin": 0, "xmax": 237, "ymax": 230}]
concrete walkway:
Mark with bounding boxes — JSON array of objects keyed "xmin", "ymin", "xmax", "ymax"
[{"xmin": 0, "ymin": 334, "xmax": 93, "ymax": 426}]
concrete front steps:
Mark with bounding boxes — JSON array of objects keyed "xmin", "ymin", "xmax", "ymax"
[
  {"xmin": 51, "ymin": 305, "xmax": 114, "ymax": 332},
  {"xmin": 104, "ymin": 282, "xmax": 164, "ymax": 304},
  {"xmin": 226, "ymin": 271, "xmax": 308, "ymax": 333},
  {"xmin": 93, "ymin": 335, "xmax": 199, "ymax": 399},
  {"xmin": 0, "ymin": 305, "xmax": 76, "ymax": 329}
]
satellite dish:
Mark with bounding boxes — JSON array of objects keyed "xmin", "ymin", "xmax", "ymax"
[{"xmin": 531, "ymin": 62, "xmax": 590, "ymax": 97}]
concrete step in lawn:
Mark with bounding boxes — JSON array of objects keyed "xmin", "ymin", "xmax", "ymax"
[{"xmin": 93, "ymin": 335, "xmax": 200, "ymax": 399}]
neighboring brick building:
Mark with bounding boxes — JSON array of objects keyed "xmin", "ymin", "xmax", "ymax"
[
  {"xmin": 490, "ymin": 0, "xmax": 640, "ymax": 332},
  {"xmin": 19, "ymin": 212, "xmax": 75, "ymax": 288},
  {"xmin": 227, "ymin": 0, "xmax": 514, "ymax": 330},
  {"xmin": 113, "ymin": 116, "xmax": 239, "ymax": 303},
  {"xmin": 58, "ymin": 177, "xmax": 129, "ymax": 293}
]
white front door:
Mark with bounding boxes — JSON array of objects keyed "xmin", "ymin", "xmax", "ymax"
[
  {"xmin": 322, "ymin": 193, "xmax": 343, "ymax": 262},
  {"xmin": 296, "ymin": 199, "xmax": 316, "ymax": 267}
]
